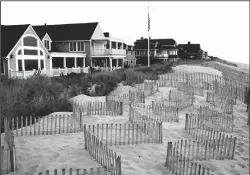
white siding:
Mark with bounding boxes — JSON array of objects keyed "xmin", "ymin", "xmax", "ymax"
[{"xmin": 91, "ymin": 24, "xmax": 106, "ymax": 40}]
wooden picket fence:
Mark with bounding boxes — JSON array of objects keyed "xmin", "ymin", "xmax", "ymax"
[
  {"xmin": 1, "ymin": 146, "xmax": 16, "ymax": 175},
  {"xmin": 106, "ymin": 89, "xmax": 145, "ymax": 104},
  {"xmin": 169, "ymin": 90, "xmax": 194, "ymax": 102},
  {"xmin": 84, "ymin": 127, "xmax": 121, "ymax": 175},
  {"xmin": 1, "ymin": 118, "xmax": 17, "ymax": 174},
  {"xmin": 201, "ymin": 62, "xmax": 249, "ymax": 86},
  {"xmin": 130, "ymin": 102, "xmax": 178, "ymax": 123},
  {"xmin": 166, "ymin": 90, "xmax": 194, "ymax": 109},
  {"xmin": 133, "ymin": 80, "xmax": 159, "ymax": 97},
  {"xmin": 206, "ymin": 91, "xmax": 234, "ymax": 114},
  {"xmin": 165, "ymin": 140, "xmax": 216, "ymax": 175},
  {"xmin": 184, "ymin": 114, "xmax": 237, "ymax": 159},
  {"xmin": 177, "ymin": 82, "xmax": 204, "ymax": 97},
  {"xmin": 196, "ymin": 105, "xmax": 234, "ymax": 120},
  {"xmin": 106, "ymin": 93, "xmax": 130, "ymax": 103},
  {"xmin": 185, "ymin": 112, "xmax": 234, "ymax": 134},
  {"xmin": 150, "ymin": 102, "xmax": 179, "ymax": 122},
  {"xmin": 37, "ymin": 166, "xmax": 117, "ymax": 175},
  {"xmin": 158, "ymin": 71, "xmax": 248, "ymax": 103},
  {"xmin": 4, "ymin": 114, "xmax": 83, "ymax": 137},
  {"xmin": 84, "ymin": 122, "xmax": 162, "ymax": 146},
  {"xmin": 166, "ymin": 156, "xmax": 214, "ymax": 175},
  {"xmin": 73, "ymin": 101, "xmax": 123, "ymax": 117},
  {"xmin": 214, "ymin": 85, "xmax": 238, "ymax": 103}
]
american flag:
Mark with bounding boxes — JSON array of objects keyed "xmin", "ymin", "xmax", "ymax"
[{"xmin": 148, "ymin": 11, "xmax": 150, "ymax": 32}]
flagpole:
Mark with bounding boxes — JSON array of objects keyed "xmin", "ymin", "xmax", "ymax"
[{"xmin": 148, "ymin": 6, "xmax": 150, "ymax": 67}]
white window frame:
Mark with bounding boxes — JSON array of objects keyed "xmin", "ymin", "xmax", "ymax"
[
  {"xmin": 44, "ymin": 39, "xmax": 51, "ymax": 51},
  {"xmin": 69, "ymin": 41, "xmax": 85, "ymax": 52},
  {"xmin": 15, "ymin": 34, "xmax": 46, "ymax": 71}
]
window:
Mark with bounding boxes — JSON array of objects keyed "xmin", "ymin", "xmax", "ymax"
[
  {"xmin": 111, "ymin": 42, "xmax": 116, "ymax": 49},
  {"xmin": 24, "ymin": 49, "xmax": 38, "ymax": 55},
  {"xmin": 106, "ymin": 42, "xmax": 110, "ymax": 49},
  {"xmin": 18, "ymin": 60, "xmax": 22, "ymax": 71},
  {"xmin": 40, "ymin": 60, "xmax": 44, "ymax": 70},
  {"xmin": 118, "ymin": 43, "xmax": 122, "ymax": 49},
  {"xmin": 77, "ymin": 58, "xmax": 84, "ymax": 67},
  {"xmin": 18, "ymin": 49, "xmax": 22, "ymax": 55},
  {"xmin": 40, "ymin": 50, "xmax": 43, "ymax": 55},
  {"xmin": 1, "ymin": 59, "xmax": 4, "ymax": 74},
  {"xmin": 44, "ymin": 40, "xmax": 50, "ymax": 50},
  {"xmin": 25, "ymin": 60, "xmax": 38, "ymax": 71},
  {"xmin": 70, "ymin": 42, "xmax": 84, "ymax": 52},
  {"xmin": 23, "ymin": 36, "xmax": 38, "ymax": 47},
  {"xmin": 66, "ymin": 57, "xmax": 74, "ymax": 68}
]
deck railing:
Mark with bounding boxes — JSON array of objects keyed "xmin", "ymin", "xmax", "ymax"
[
  {"xmin": 92, "ymin": 49, "xmax": 126, "ymax": 56},
  {"xmin": 9, "ymin": 67, "xmax": 90, "ymax": 79}
]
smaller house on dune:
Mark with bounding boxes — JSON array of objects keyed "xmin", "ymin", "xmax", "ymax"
[
  {"xmin": 133, "ymin": 37, "xmax": 178, "ymax": 65},
  {"xmin": 177, "ymin": 41, "xmax": 203, "ymax": 59}
]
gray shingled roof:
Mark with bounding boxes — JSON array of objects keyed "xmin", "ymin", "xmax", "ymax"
[
  {"xmin": 33, "ymin": 22, "xmax": 99, "ymax": 41},
  {"xmin": 1, "ymin": 24, "xmax": 30, "ymax": 57}
]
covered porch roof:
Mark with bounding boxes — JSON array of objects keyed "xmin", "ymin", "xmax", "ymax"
[
  {"xmin": 92, "ymin": 55, "xmax": 126, "ymax": 59},
  {"xmin": 50, "ymin": 52, "xmax": 87, "ymax": 58}
]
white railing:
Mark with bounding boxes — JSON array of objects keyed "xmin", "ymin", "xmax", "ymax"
[
  {"xmin": 155, "ymin": 53, "xmax": 169, "ymax": 58},
  {"xmin": 9, "ymin": 67, "xmax": 90, "ymax": 79},
  {"xmin": 92, "ymin": 49, "xmax": 126, "ymax": 56},
  {"xmin": 112, "ymin": 49, "xmax": 126, "ymax": 55},
  {"xmin": 91, "ymin": 66, "xmax": 122, "ymax": 72}
]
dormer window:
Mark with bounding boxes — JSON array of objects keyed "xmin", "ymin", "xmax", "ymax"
[{"xmin": 44, "ymin": 40, "xmax": 51, "ymax": 50}]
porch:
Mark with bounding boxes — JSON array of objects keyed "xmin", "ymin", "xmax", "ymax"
[
  {"xmin": 91, "ymin": 56, "xmax": 125, "ymax": 71},
  {"xmin": 9, "ymin": 52, "xmax": 89, "ymax": 79}
]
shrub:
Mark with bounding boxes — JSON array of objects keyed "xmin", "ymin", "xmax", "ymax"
[
  {"xmin": 1, "ymin": 62, "xmax": 174, "ymax": 132},
  {"xmin": 0, "ymin": 75, "xmax": 72, "ymax": 132}
]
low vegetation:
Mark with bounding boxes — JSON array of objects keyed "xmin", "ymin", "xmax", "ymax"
[
  {"xmin": 0, "ymin": 61, "xmax": 172, "ymax": 132},
  {"xmin": 209, "ymin": 56, "xmax": 238, "ymax": 67}
]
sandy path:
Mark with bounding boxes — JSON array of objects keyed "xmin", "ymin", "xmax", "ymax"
[{"xmin": 15, "ymin": 133, "xmax": 101, "ymax": 175}]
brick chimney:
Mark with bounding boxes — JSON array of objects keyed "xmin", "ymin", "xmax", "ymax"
[
  {"xmin": 44, "ymin": 23, "xmax": 47, "ymax": 26},
  {"xmin": 104, "ymin": 32, "xmax": 110, "ymax": 37},
  {"xmin": 188, "ymin": 41, "xmax": 190, "ymax": 44}
]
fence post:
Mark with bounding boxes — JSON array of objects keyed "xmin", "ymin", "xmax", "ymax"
[
  {"xmin": 83, "ymin": 125, "xmax": 87, "ymax": 150},
  {"xmin": 159, "ymin": 122, "xmax": 163, "ymax": 143},
  {"xmin": 129, "ymin": 103, "xmax": 132, "ymax": 121},
  {"xmin": 165, "ymin": 142, "xmax": 171, "ymax": 167},
  {"xmin": 115, "ymin": 156, "xmax": 121, "ymax": 175},
  {"xmin": 206, "ymin": 92, "xmax": 209, "ymax": 102},
  {"xmin": 185, "ymin": 114, "xmax": 188, "ymax": 130},
  {"xmin": 142, "ymin": 92, "xmax": 145, "ymax": 103},
  {"xmin": 176, "ymin": 108, "xmax": 179, "ymax": 122},
  {"xmin": 120, "ymin": 102, "xmax": 123, "ymax": 115},
  {"xmin": 231, "ymin": 137, "xmax": 237, "ymax": 159},
  {"xmin": 79, "ymin": 108, "xmax": 82, "ymax": 129}
]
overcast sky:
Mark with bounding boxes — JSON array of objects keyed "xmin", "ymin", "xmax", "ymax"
[{"xmin": 1, "ymin": 1, "xmax": 249, "ymax": 64}]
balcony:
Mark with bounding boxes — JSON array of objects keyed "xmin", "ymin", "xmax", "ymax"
[
  {"xmin": 92, "ymin": 49, "xmax": 126, "ymax": 57},
  {"xmin": 155, "ymin": 53, "xmax": 169, "ymax": 58}
]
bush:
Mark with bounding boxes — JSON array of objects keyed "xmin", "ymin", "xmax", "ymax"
[
  {"xmin": 1, "ymin": 62, "xmax": 174, "ymax": 132},
  {"xmin": 209, "ymin": 56, "xmax": 237, "ymax": 67},
  {"xmin": 1, "ymin": 75, "xmax": 72, "ymax": 133}
]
